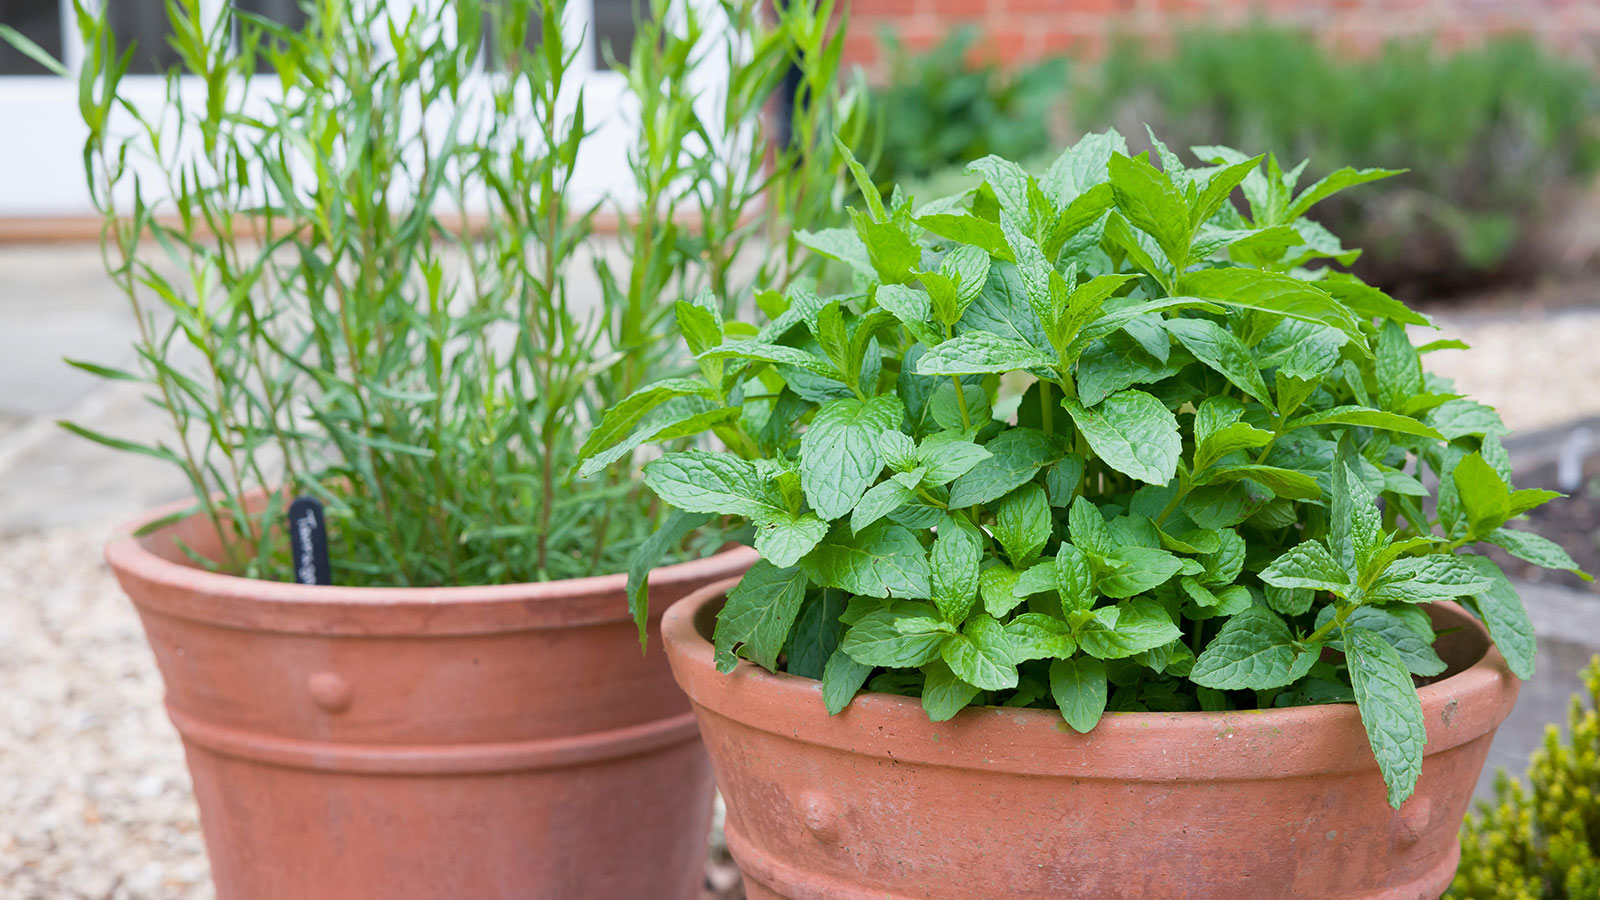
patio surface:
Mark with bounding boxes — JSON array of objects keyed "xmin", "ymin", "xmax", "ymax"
[{"xmin": 1, "ymin": 243, "xmax": 1597, "ymax": 898}]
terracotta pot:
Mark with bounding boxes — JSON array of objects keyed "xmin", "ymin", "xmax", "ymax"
[
  {"xmin": 663, "ymin": 581, "xmax": 1520, "ymax": 900},
  {"xmin": 106, "ymin": 500, "xmax": 757, "ymax": 900}
]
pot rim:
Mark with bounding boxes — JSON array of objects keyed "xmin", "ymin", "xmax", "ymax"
[
  {"xmin": 106, "ymin": 494, "xmax": 759, "ymax": 634},
  {"xmin": 662, "ymin": 578, "xmax": 1521, "ymax": 781}
]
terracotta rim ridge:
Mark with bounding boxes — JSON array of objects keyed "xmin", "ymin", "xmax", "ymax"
[
  {"xmin": 106, "ymin": 494, "xmax": 760, "ymax": 634},
  {"xmin": 662, "ymin": 577, "xmax": 1521, "ymax": 782}
]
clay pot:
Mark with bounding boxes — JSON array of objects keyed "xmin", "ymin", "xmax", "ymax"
[
  {"xmin": 106, "ymin": 500, "xmax": 757, "ymax": 900},
  {"xmin": 663, "ymin": 581, "xmax": 1520, "ymax": 900}
]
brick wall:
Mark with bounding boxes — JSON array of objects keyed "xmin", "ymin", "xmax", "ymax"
[{"xmin": 840, "ymin": 0, "xmax": 1600, "ymax": 72}]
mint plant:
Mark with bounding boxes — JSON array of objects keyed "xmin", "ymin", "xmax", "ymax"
[{"xmin": 584, "ymin": 129, "xmax": 1587, "ymax": 808}]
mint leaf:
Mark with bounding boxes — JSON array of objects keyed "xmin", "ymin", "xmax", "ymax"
[
  {"xmin": 1178, "ymin": 268, "xmax": 1364, "ymax": 346},
  {"xmin": 917, "ymin": 435, "xmax": 992, "ymax": 485},
  {"xmin": 930, "ymin": 517, "xmax": 983, "ymax": 622},
  {"xmin": 1098, "ymin": 546, "xmax": 1184, "ymax": 598},
  {"xmin": 754, "ymin": 512, "xmax": 828, "ymax": 568},
  {"xmin": 921, "ymin": 661, "xmax": 981, "ymax": 722},
  {"xmin": 1054, "ymin": 542, "xmax": 1095, "ymax": 613},
  {"xmin": 980, "ymin": 565, "xmax": 1024, "ymax": 617},
  {"xmin": 1164, "ymin": 318, "xmax": 1273, "ymax": 406},
  {"xmin": 841, "ymin": 609, "xmax": 945, "ymax": 668},
  {"xmin": 1190, "ymin": 607, "xmax": 1312, "ymax": 690},
  {"xmin": 1453, "ymin": 452, "xmax": 1511, "ymax": 539},
  {"xmin": 1078, "ymin": 599, "xmax": 1182, "ymax": 659},
  {"xmin": 947, "ymin": 428, "xmax": 1058, "ymax": 507},
  {"xmin": 1364, "ymin": 554, "xmax": 1496, "ymax": 604},
  {"xmin": 1488, "ymin": 527, "xmax": 1590, "ymax": 579},
  {"xmin": 1005, "ymin": 613, "xmax": 1077, "ymax": 661},
  {"xmin": 822, "ymin": 647, "xmax": 874, "ymax": 714},
  {"xmin": 1345, "ymin": 626, "xmax": 1427, "ymax": 808},
  {"xmin": 714, "ymin": 561, "xmax": 809, "ymax": 673},
  {"xmin": 800, "ymin": 395, "xmax": 904, "ymax": 520},
  {"xmin": 802, "ymin": 521, "xmax": 932, "ymax": 599},
  {"xmin": 643, "ymin": 451, "xmax": 788, "ymax": 521},
  {"xmin": 1199, "ymin": 464, "xmax": 1322, "ymax": 501},
  {"xmin": 1461, "ymin": 555, "xmax": 1536, "ymax": 680},
  {"xmin": 1286, "ymin": 166, "xmax": 1404, "ymax": 221},
  {"xmin": 1049, "ymin": 657, "xmax": 1109, "ymax": 733},
  {"xmin": 1286, "ymin": 405, "xmax": 1445, "ymax": 441},
  {"xmin": 993, "ymin": 483, "xmax": 1052, "ymax": 565},
  {"xmin": 1261, "ymin": 541, "xmax": 1351, "ymax": 595},
  {"xmin": 851, "ymin": 479, "xmax": 914, "ymax": 535},
  {"xmin": 941, "ymin": 614, "xmax": 1019, "ymax": 690},
  {"xmin": 1339, "ymin": 606, "xmax": 1446, "ymax": 678},
  {"xmin": 917, "ymin": 331, "xmax": 1056, "ymax": 376},
  {"xmin": 1061, "ymin": 390, "xmax": 1180, "ymax": 486},
  {"xmin": 1109, "ymin": 152, "xmax": 1192, "ymax": 270}
]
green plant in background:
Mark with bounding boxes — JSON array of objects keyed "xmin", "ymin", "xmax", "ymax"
[
  {"xmin": 1449, "ymin": 656, "xmax": 1600, "ymax": 899},
  {"xmin": 1, "ymin": 0, "xmax": 864, "ymax": 587},
  {"xmin": 1078, "ymin": 27, "xmax": 1600, "ymax": 295},
  {"xmin": 858, "ymin": 27, "xmax": 1064, "ymax": 192},
  {"xmin": 586, "ymin": 128, "xmax": 1588, "ymax": 808}
]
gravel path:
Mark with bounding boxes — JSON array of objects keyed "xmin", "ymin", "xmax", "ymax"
[{"xmin": 1424, "ymin": 306, "xmax": 1600, "ymax": 433}]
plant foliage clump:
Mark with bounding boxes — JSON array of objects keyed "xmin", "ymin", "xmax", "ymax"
[
  {"xmin": 19, "ymin": 0, "xmax": 863, "ymax": 586},
  {"xmin": 1449, "ymin": 656, "xmax": 1600, "ymax": 900},
  {"xmin": 588, "ymin": 128, "xmax": 1588, "ymax": 808}
]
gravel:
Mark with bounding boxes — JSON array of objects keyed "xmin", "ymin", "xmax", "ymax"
[{"xmin": 1424, "ymin": 306, "xmax": 1600, "ymax": 433}]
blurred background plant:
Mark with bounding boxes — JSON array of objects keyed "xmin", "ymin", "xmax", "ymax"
[
  {"xmin": 22, "ymin": 0, "xmax": 866, "ymax": 587},
  {"xmin": 857, "ymin": 25, "xmax": 1600, "ymax": 300},
  {"xmin": 1448, "ymin": 656, "xmax": 1600, "ymax": 900}
]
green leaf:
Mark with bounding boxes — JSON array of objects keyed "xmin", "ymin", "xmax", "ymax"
[
  {"xmin": 1364, "ymin": 554, "xmax": 1496, "ymax": 604},
  {"xmin": 993, "ymin": 484, "xmax": 1051, "ymax": 565},
  {"xmin": 1192, "ymin": 153, "xmax": 1264, "ymax": 226},
  {"xmin": 1098, "ymin": 546, "xmax": 1185, "ymax": 598},
  {"xmin": 980, "ymin": 565, "xmax": 1024, "ymax": 617},
  {"xmin": 947, "ymin": 428, "xmax": 1058, "ymax": 508},
  {"xmin": 1286, "ymin": 166, "xmax": 1405, "ymax": 222},
  {"xmin": 930, "ymin": 517, "xmax": 983, "ymax": 622},
  {"xmin": 918, "ymin": 436, "xmax": 992, "ymax": 485},
  {"xmin": 916, "ymin": 214, "xmax": 1011, "ymax": 260},
  {"xmin": 753, "ymin": 512, "xmax": 829, "ymax": 569},
  {"xmin": 802, "ymin": 521, "xmax": 932, "ymax": 599},
  {"xmin": 1374, "ymin": 322, "xmax": 1424, "ymax": 411},
  {"xmin": 1345, "ymin": 626, "xmax": 1427, "ymax": 808},
  {"xmin": 822, "ymin": 647, "xmax": 874, "ymax": 714},
  {"xmin": 851, "ymin": 479, "xmax": 914, "ymax": 534},
  {"xmin": 0, "ymin": 24, "xmax": 69, "ymax": 77},
  {"xmin": 699, "ymin": 340, "xmax": 844, "ymax": 380},
  {"xmin": 1453, "ymin": 452, "xmax": 1511, "ymax": 539},
  {"xmin": 1487, "ymin": 527, "xmax": 1590, "ymax": 579},
  {"xmin": 797, "ymin": 227, "xmax": 874, "ymax": 278},
  {"xmin": 1190, "ymin": 607, "xmax": 1311, "ymax": 690},
  {"xmin": 1163, "ymin": 317, "xmax": 1273, "ymax": 407},
  {"xmin": 965, "ymin": 155, "xmax": 1032, "ymax": 221},
  {"xmin": 1078, "ymin": 599, "xmax": 1182, "ymax": 659},
  {"xmin": 1006, "ymin": 613, "xmax": 1077, "ymax": 661},
  {"xmin": 1339, "ymin": 607, "xmax": 1446, "ymax": 678},
  {"xmin": 1286, "ymin": 406, "xmax": 1444, "ymax": 441},
  {"xmin": 1461, "ymin": 555, "xmax": 1535, "ymax": 680},
  {"xmin": 1195, "ymin": 422, "xmax": 1274, "ymax": 472},
  {"xmin": 921, "ymin": 661, "xmax": 981, "ymax": 722},
  {"xmin": 1109, "ymin": 152, "xmax": 1192, "ymax": 270},
  {"xmin": 941, "ymin": 615, "xmax": 1019, "ymax": 691},
  {"xmin": 786, "ymin": 591, "xmax": 848, "ymax": 680},
  {"xmin": 579, "ymin": 405, "xmax": 739, "ymax": 477},
  {"xmin": 1199, "ymin": 464, "xmax": 1323, "ymax": 501},
  {"xmin": 1061, "ymin": 390, "xmax": 1180, "ymax": 486},
  {"xmin": 917, "ymin": 331, "xmax": 1057, "ymax": 376},
  {"xmin": 1177, "ymin": 268, "xmax": 1365, "ymax": 347},
  {"xmin": 1042, "ymin": 129, "xmax": 1127, "ymax": 205},
  {"xmin": 1426, "ymin": 399, "xmax": 1509, "ymax": 441},
  {"xmin": 875, "ymin": 284, "xmax": 942, "ymax": 345},
  {"xmin": 1261, "ymin": 541, "xmax": 1351, "ymax": 595},
  {"xmin": 714, "ymin": 561, "xmax": 810, "ymax": 673},
  {"xmin": 623, "ymin": 510, "xmax": 710, "ymax": 648},
  {"xmin": 841, "ymin": 609, "xmax": 946, "ymax": 667},
  {"xmin": 643, "ymin": 451, "xmax": 788, "ymax": 521},
  {"xmin": 1049, "ymin": 657, "xmax": 1108, "ymax": 733},
  {"xmin": 800, "ymin": 395, "xmax": 904, "ymax": 521}
]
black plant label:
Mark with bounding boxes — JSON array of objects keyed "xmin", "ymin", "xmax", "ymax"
[{"xmin": 288, "ymin": 496, "xmax": 332, "ymax": 586}]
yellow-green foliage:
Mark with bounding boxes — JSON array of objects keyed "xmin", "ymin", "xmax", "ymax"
[{"xmin": 1449, "ymin": 657, "xmax": 1600, "ymax": 900}]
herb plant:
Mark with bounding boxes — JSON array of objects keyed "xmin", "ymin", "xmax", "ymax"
[
  {"xmin": 586, "ymin": 129, "xmax": 1588, "ymax": 808},
  {"xmin": 15, "ymin": 0, "xmax": 863, "ymax": 586}
]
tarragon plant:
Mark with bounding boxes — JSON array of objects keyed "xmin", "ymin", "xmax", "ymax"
[
  {"xmin": 584, "ymin": 129, "xmax": 1588, "ymax": 808},
  {"xmin": 9, "ymin": 0, "xmax": 863, "ymax": 586}
]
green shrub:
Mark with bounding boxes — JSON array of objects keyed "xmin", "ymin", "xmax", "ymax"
[
  {"xmin": 1077, "ymin": 27, "xmax": 1600, "ymax": 296},
  {"xmin": 860, "ymin": 27, "xmax": 1065, "ymax": 190},
  {"xmin": 1450, "ymin": 657, "xmax": 1600, "ymax": 900},
  {"xmin": 586, "ymin": 129, "xmax": 1587, "ymax": 808}
]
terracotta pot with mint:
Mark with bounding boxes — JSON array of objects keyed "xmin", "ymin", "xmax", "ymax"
[
  {"xmin": 587, "ymin": 130, "xmax": 1588, "ymax": 899},
  {"xmin": 25, "ymin": 0, "xmax": 867, "ymax": 897}
]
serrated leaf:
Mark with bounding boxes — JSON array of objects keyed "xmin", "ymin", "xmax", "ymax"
[
  {"xmin": 802, "ymin": 521, "xmax": 931, "ymax": 599},
  {"xmin": 1200, "ymin": 464, "xmax": 1322, "ymax": 501},
  {"xmin": 822, "ymin": 647, "xmax": 874, "ymax": 714},
  {"xmin": 993, "ymin": 483, "xmax": 1051, "ymax": 565},
  {"xmin": 1054, "ymin": 542, "xmax": 1095, "ymax": 613},
  {"xmin": 800, "ymin": 395, "xmax": 904, "ymax": 521},
  {"xmin": 1339, "ymin": 607, "xmax": 1446, "ymax": 678},
  {"xmin": 643, "ymin": 451, "xmax": 788, "ymax": 521},
  {"xmin": 1190, "ymin": 607, "xmax": 1310, "ymax": 690},
  {"xmin": 1488, "ymin": 527, "xmax": 1589, "ymax": 579},
  {"xmin": 1050, "ymin": 657, "xmax": 1109, "ymax": 733},
  {"xmin": 1109, "ymin": 152, "xmax": 1192, "ymax": 270},
  {"xmin": 941, "ymin": 614, "xmax": 1019, "ymax": 690},
  {"xmin": 1261, "ymin": 540, "xmax": 1351, "ymax": 595},
  {"xmin": 1345, "ymin": 626, "xmax": 1426, "ymax": 808},
  {"xmin": 947, "ymin": 428, "xmax": 1058, "ymax": 507},
  {"xmin": 930, "ymin": 517, "xmax": 983, "ymax": 622},
  {"xmin": 714, "ymin": 561, "xmax": 809, "ymax": 673},
  {"xmin": 917, "ymin": 331, "xmax": 1057, "ymax": 376},
  {"xmin": 1365, "ymin": 554, "xmax": 1496, "ymax": 604},
  {"xmin": 921, "ymin": 661, "xmax": 981, "ymax": 722},
  {"xmin": 851, "ymin": 479, "xmax": 914, "ymax": 535},
  {"xmin": 1163, "ymin": 318, "xmax": 1273, "ymax": 406},
  {"xmin": 841, "ymin": 609, "xmax": 945, "ymax": 667},
  {"xmin": 1286, "ymin": 166, "xmax": 1405, "ymax": 221},
  {"xmin": 1177, "ymin": 268, "xmax": 1365, "ymax": 347},
  {"xmin": 918, "ymin": 435, "xmax": 992, "ymax": 485},
  {"xmin": 1461, "ymin": 555, "xmax": 1535, "ymax": 680},
  {"xmin": 1078, "ymin": 598, "xmax": 1182, "ymax": 659},
  {"xmin": 1006, "ymin": 613, "xmax": 1077, "ymax": 661},
  {"xmin": 753, "ymin": 513, "xmax": 829, "ymax": 569},
  {"xmin": 980, "ymin": 565, "xmax": 1023, "ymax": 617},
  {"xmin": 1286, "ymin": 405, "xmax": 1444, "ymax": 441},
  {"xmin": 1061, "ymin": 390, "xmax": 1181, "ymax": 486}
]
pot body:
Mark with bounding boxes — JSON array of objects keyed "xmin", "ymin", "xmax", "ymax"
[
  {"xmin": 663, "ymin": 582, "xmax": 1520, "ymax": 900},
  {"xmin": 107, "ymin": 502, "xmax": 757, "ymax": 900}
]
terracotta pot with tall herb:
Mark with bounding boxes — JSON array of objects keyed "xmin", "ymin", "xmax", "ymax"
[
  {"xmin": 4, "ymin": 1, "xmax": 864, "ymax": 897},
  {"xmin": 590, "ymin": 130, "xmax": 1590, "ymax": 898}
]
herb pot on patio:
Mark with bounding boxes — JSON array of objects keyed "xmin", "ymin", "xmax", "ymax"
[
  {"xmin": 664, "ymin": 583, "xmax": 1518, "ymax": 900},
  {"xmin": 108, "ymin": 501, "xmax": 756, "ymax": 900}
]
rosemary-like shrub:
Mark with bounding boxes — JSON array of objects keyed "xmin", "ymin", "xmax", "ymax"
[{"xmin": 36, "ymin": 0, "xmax": 864, "ymax": 585}]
